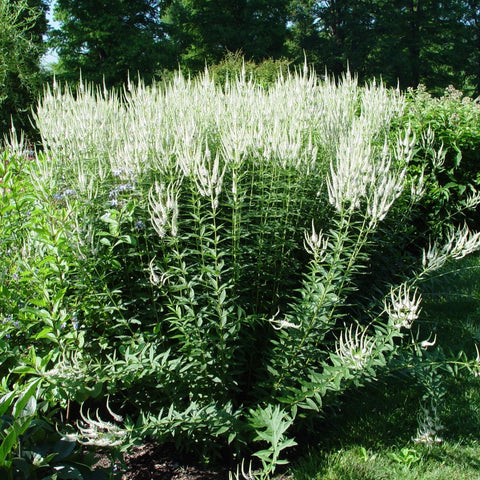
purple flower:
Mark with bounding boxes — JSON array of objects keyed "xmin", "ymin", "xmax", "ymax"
[{"xmin": 53, "ymin": 189, "xmax": 76, "ymax": 200}]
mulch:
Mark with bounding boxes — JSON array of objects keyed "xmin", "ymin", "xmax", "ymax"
[{"xmin": 94, "ymin": 441, "xmax": 229, "ymax": 480}]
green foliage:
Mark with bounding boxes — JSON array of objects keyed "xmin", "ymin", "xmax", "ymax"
[
  {"xmin": 460, "ymin": 1, "xmax": 480, "ymax": 96},
  {"xmin": 207, "ymin": 51, "xmax": 291, "ymax": 88},
  {"xmin": 287, "ymin": 0, "xmax": 376, "ymax": 79},
  {"xmin": 287, "ymin": 1, "xmax": 478, "ymax": 95},
  {"xmin": 0, "ymin": 0, "xmax": 47, "ymax": 137},
  {"xmin": 401, "ymin": 85, "xmax": 480, "ymax": 238},
  {"xmin": 293, "ymin": 443, "xmax": 480, "ymax": 480},
  {"xmin": 44, "ymin": 0, "xmax": 480, "ymax": 96},
  {"xmin": 366, "ymin": 0, "xmax": 469, "ymax": 92},
  {"xmin": 2, "ymin": 69, "xmax": 480, "ymax": 478},
  {"xmin": 291, "ymin": 253, "xmax": 480, "ymax": 480},
  {"xmin": 249, "ymin": 405, "xmax": 297, "ymax": 478},
  {"xmin": 0, "ymin": 378, "xmax": 102, "ymax": 480},
  {"xmin": 0, "ymin": 144, "xmax": 111, "ymax": 478},
  {"xmin": 49, "ymin": 0, "xmax": 173, "ymax": 86},
  {"xmin": 162, "ymin": 0, "xmax": 289, "ymax": 72}
]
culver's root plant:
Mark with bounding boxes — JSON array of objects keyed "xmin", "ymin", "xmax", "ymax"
[{"xmin": 2, "ymin": 68, "xmax": 480, "ymax": 476}]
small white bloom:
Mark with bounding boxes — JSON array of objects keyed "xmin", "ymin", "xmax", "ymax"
[
  {"xmin": 149, "ymin": 181, "xmax": 179, "ymax": 238},
  {"xmin": 464, "ymin": 191, "xmax": 480, "ymax": 209},
  {"xmin": 395, "ymin": 125, "xmax": 415, "ymax": 164},
  {"xmin": 422, "ymin": 243, "xmax": 442, "ymax": 270},
  {"xmin": 73, "ymin": 405, "xmax": 127, "ymax": 447},
  {"xmin": 335, "ymin": 324, "xmax": 376, "ymax": 370},
  {"xmin": 410, "ymin": 167, "xmax": 425, "ymax": 201},
  {"xmin": 413, "ymin": 403, "xmax": 444, "ymax": 444},
  {"xmin": 422, "ymin": 225, "xmax": 480, "ymax": 273},
  {"xmin": 420, "ymin": 334, "xmax": 437, "ymax": 349},
  {"xmin": 193, "ymin": 147, "xmax": 225, "ymax": 204},
  {"xmin": 45, "ymin": 355, "xmax": 85, "ymax": 382},
  {"xmin": 269, "ymin": 309, "xmax": 301, "ymax": 330},
  {"xmin": 474, "ymin": 344, "xmax": 480, "ymax": 378},
  {"xmin": 386, "ymin": 283, "xmax": 421, "ymax": 329},
  {"xmin": 148, "ymin": 258, "xmax": 170, "ymax": 287},
  {"xmin": 304, "ymin": 220, "xmax": 328, "ymax": 258}
]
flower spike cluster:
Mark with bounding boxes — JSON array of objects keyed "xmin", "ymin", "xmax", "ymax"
[{"xmin": 386, "ymin": 283, "xmax": 422, "ymax": 330}]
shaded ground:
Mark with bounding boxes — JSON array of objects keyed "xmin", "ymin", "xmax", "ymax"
[
  {"xmin": 93, "ymin": 441, "xmax": 228, "ymax": 480},
  {"xmin": 123, "ymin": 442, "xmax": 227, "ymax": 480}
]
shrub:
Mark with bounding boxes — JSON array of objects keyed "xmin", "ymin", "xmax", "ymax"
[
  {"xmin": 207, "ymin": 50, "xmax": 291, "ymax": 88},
  {"xmin": 2, "ymin": 69, "xmax": 480, "ymax": 475},
  {"xmin": 401, "ymin": 84, "xmax": 480, "ymax": 239}
]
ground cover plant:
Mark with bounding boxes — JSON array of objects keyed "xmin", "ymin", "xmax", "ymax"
[{"xmin": 1, "ymin": 68, "xmax": 480, "ymax": 478}]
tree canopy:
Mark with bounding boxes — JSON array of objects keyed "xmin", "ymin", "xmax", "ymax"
[
  {"xmin": 49, "ymin": 0, "xmax": 172, "ymax": 85},
  {"xmin": 44, "ymin": 0, "xmax": 480, "ymax": 95},
  {"xmin": 0, "ymin": 0, "xmax": 477, "ymax": 123},
  {"xmin": 288, "ymin": 0, "xmax": 477, "ymax": 94},
  {"xmin": 0, "ymin": 0, "xmax": 47, "ymax": 136},
  {"xmin": 162, "ymin": 0, "xmax": 289, "ymax": 70}
]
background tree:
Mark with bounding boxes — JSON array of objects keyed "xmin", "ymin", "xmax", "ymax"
[
  {"xmin": 367, "ymin": 0, "xmax": 470, "ymax": 92},
  {"xmin": 287, "ymin": 0, "xmax": 473, "ymax": 93},
  {"xmin": 0, "ymin": 0, "xmax": 47, "ymax": 137},
  {"xmin": 163, "ymin": 0, "xmax": 289, "ymax": 72},
  {"xmin": 50, "ymin": 0, "xmax": 172, "ymax": 86},
  {"xmin": 44, "ymin": 0, "xmax": 480, "ymax": 95},
  {"xmin": 287, "ymin": 1, "xmax": 376, "ymax": 78},
  {"xmin": 462, "ymin": 0, "xmax": 480, "ymax": 96}
]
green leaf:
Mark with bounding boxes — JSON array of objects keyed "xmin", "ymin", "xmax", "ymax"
[
  {"xmin": 99, "ymin": 237, "xmax": 111, "ymax": 246},
  {"xmin": 0, "ymin": 418, "xmax": 32, "ymax": 466},
  {"xmin": 0, "ymin": 392, "xmax": 16, "ymax": 417},
  {"xmin": 299, "ymin": 396, "xmax": 320, "ymax": 412},
  {"xmin": 19, "ymin": 395, "xmax": 37, "ymax": 418},
  {"xmin": 35, "ymin": 327, "xmax": 56, "ymax": 341},
  {"xmin": 54, "ymin": 465, "xmax": 84, "ymax": 479},
  {"xmin": 81, "ymin": 382, "xmax": 103, "ymax": 399},
  {"xmin": 453, "ymin": 145, "xmax": 462, "ymax": 167},
  {"xmin": 0, "ymin": 428, "xmax": 17, "ymax": 466},
  {"xmin": 53, "ymin": 439, "xmax": 76, "ymax": 461},
  {"xmin": 253, "ymin": 448, "xmax": 272, "ymax": 462},
  {"xmin": 12, "ymin": 378, "xmax": 41, "ymax": 418}
]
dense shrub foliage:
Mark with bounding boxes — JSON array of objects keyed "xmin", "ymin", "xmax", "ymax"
[
  {"xmin": 206, "ymin": 51, "xmax": 292, "ymax": 88},
  {"xmin": 1, "ymin": 70, "xmax": 480, "ymax": 477},
  {"xmin": 0, "ymin": 0, "xmax": 47, "ymax": 138},
  {"xmin": 403, "ymin": 85, "xmax": 480, "ymax": 237}
]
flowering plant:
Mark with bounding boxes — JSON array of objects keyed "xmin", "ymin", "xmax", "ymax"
[{"xmin": 2, "ymin": 69, "xmax": 480, "ymax": 476}]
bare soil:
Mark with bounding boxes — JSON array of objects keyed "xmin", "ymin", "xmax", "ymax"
[{"xmin": 95, "ymin": 441, "xmax": 228, "ymax": 480}]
